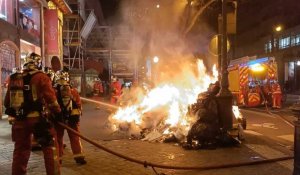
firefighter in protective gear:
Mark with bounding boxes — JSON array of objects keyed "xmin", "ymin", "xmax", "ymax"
[
  {"xmin": 271, "ymin": 81, "xmax": 282, "ymax": 109},
  {"xmin": 110, "ymin": 76, "xmax": 122, "ymax": 104},
  {"xmin": 262, "ymin": 82, "xmax": 272, "ymax": 106},
  {"xmin": 93, "ymin": 77, "xmax": 103, "ymax": 97},
  {"xmin": 54, "ymin": 70, "xmax": 87, "ymax": 165},
  {"xmin": 44, "ymin": 67, "xmax": 57, "ymax": 85},
  {"xmin": 4, "ymin": 52, "xmax": 62, "ymax": 175}
]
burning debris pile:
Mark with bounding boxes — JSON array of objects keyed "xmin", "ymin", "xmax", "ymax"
[{"xmin": 108, "ymin": 60, "xmax": 245, "ymax": 149}]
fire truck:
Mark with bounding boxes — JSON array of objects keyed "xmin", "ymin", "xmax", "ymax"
[{"xmin": 228, "ymin": 56, "xmax": 278, "ymax": 107}]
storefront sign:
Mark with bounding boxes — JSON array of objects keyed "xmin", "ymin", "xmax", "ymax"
[{"xmin": 45, "ymin": 10, "xmax": 59, "ymax": 55}]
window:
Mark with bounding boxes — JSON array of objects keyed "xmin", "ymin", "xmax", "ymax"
[
  {"xmin": 0, "ymin": 0, "xmax": 14, "ymax": 24},
  {"xmin": 279, "ymin": 36, "xmax": 290, "ymax": 49},
  {"xmin": 264, "ymin": 40, "xmax": 272, "ymax": 53},
  {"xmin": 295, "ymin": 34, "xmax": 300, "ymax": 46},
  {"xmin": 290, "ymin": 34, "xmax": 300, "ymax": 47}
]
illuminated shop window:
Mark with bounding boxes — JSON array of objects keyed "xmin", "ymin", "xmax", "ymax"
[{"xmin": 0, "ymin": 0, "xmax": 14, "ymax": 24}]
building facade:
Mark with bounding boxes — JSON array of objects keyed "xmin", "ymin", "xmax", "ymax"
[
  {"xmin": 235, "ymin": 0, "xmax": 300, "ymax": 93},
  {"xmin": 45, "ymin": 0, "xmax": 71, "ymax": 71},
  {"xmin": 0, "ymin": 0, "xmax": 71, "ymax": 115}
]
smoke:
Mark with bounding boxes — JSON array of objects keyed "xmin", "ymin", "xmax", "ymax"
[{"xmin": 108, "ymin": 0, "xmax": 216, "ymax": 84}]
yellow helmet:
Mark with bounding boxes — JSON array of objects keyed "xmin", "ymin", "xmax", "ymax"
[
  {"xmin": 44, "ymin": 67, "xmax": 55, "ymax": 82},
  {"xmin": 56, "ymin": 70, "xmax": 69, "ymax": 82},
  {"xmin": 24, "ymin": 52, "xmax": 42, "ymax": 70}
]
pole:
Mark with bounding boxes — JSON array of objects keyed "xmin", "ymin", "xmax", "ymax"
[
  {"xmin": 221, "ymin": 0, "xmax": 228, "ymax": 90},
  {"xmin": 218, "ymin": 14, "xmax": 222, "ymax": 78},
  {"xmin": 217, "ymin": 0, "xmax": 233, "ymax": 131},
  {"xmin": 40, "ymin": 3, "xmax": 45, "ymax": 63},
  {"xmin": 291, "ymin": 104, "xmax": 300, "ymax": 175}
]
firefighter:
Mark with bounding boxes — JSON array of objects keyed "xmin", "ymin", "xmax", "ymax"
[
  {"xmin": 4, "ymin": 52, "xmax": 62, "ymax": 175},
  {"xmin": 44, "ymin": 67, "xmax": 56, "ymax": 86},
  {"xmin": 271, "ymin": 80, "xmax": 282, "ymax": 109},
  {"xmin": 93, "ymin": 77, "xmax": 103, "ymax": 97},
  {"xmin": 110, "ymin": 76, "xmax": 122, "ymax": 104},
  {"xmin": 262, "ymin": 81, "xmax": 272, "ymax": 106},
  {"xmin": 54, "ymin": 70, "xmax": 87, "ymax": 165}
]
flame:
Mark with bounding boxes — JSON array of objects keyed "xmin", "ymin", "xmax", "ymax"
[{"xmin": 109, "ymin": 59, "xmax": 218, "ymax": 137}]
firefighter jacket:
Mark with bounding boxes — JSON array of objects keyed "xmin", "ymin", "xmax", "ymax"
[
  {"xmin": 93, "ymin": 81, "xmax": 103, "ymax": 94},
  {"xmin": 111, "ymin": 81, "xmax": 122, "ymax": 97},
  {"xmin": 271, "ymin": 83, "xmax": 282, "ymax": 95},
  {"xmin": 4, "ymin": 69, "xmax": 61, "ymax": 118}
]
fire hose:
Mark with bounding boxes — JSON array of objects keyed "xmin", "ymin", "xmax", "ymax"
[
  {"xmin": 56, "ymin": 98, "xmax": 294, "ymax": 172},
  {"xmin": 58, "ymin": 122, "xmax": 293, "ymax": 171},
  {"xmin": 257, "ymin": 88, "xmax": 295, "ymax": 128}
]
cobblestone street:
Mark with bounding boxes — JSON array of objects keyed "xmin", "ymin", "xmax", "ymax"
[{"xmin": 0, "ymin": 103, "xmax": 294, "ymax": 175}]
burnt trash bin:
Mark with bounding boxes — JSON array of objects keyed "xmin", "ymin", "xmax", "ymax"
[{"xmin": 290, "ymin": 103, "xmax": 300, "ymax": 175}]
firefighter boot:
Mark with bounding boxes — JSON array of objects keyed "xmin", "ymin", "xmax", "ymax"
[{"xmin": 74, "ymin": 157, "xmax": 87, "ymax": 165}]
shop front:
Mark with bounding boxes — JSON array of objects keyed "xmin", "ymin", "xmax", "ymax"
[
  {"xmin": 0, "ymin": 40, "xmax": 20, "ymax": 116},
  {"xmin": 20, "ymin": 39, "xmax": 41, "ymax": 65}
]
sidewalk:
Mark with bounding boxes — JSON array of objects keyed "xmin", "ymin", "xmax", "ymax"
[{"xmin": 0, "ymin": 118, "xmax": 294, "ymax": 175}]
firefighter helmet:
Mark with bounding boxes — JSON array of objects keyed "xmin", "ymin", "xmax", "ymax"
[
  {"xmin": 24, "ymin": 52, "xmax": 42, "ymax": 70},
  {"xmin": 111, "ymin": 76, "xmax": 117, "ymax": 82},
  {"xmin": 56, "ymin": 70, "xmax": 69, "ymax": 82},
  {"xmin": 44, "ymin": 67, "xmax": 56, "ymax": 82},
  {"xmin": 12, "ymin": 67, "xmax": 21, "ymax": 74}
]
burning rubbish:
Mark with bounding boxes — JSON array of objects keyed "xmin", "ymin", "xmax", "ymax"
[{"xmin": 108, "ymin": 60, "xmax": 245, "ymax": 149}]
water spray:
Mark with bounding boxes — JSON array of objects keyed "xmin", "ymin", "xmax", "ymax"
[{"xmin": 80, "ymin": 97, "xmax": 119, "ymax": 110}]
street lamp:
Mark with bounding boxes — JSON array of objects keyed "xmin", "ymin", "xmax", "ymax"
[
  {"xmin": 275, "ymin": 25, "xmax": 282, "ymax": 32},
  {"xmin": 290, "ymin": 104, "xmax": 300, "ymax": 175},
  {"xmin": 153, "ymin": 56, "xmax": 159, "ymax": 63},
  {"xmin": 272, "ymin": 25, "xmax": 283, "ymax": 52}
]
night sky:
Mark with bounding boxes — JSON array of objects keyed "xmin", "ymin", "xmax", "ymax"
[{"xmin": 98, "ymin": 0, "xmax": 121, "ymax": 19}]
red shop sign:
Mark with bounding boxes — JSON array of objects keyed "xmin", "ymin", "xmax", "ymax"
[{"xmin": 45, "ymin": 10, "xmax": 59, "ymax": 55}]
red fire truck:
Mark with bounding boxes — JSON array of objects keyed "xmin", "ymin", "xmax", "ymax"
[{"xmin": 228, "ymin": 56, "xmax": 278, "ymax": 107}]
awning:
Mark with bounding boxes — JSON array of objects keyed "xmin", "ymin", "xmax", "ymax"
[
  {"xmin": 51, "ymin": 0, "xmax": 73, "ymax": 15},
  {"xmin": 81, "ymin": 11, "xmax": 97, "ymax": 40}
]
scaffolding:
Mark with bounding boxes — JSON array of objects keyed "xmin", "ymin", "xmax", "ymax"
[
  {"xmin": 86, "ymin": 25, "xmax": 137, "ymax": 81},
  {"xmin": 63, "ymin": 0, "xmax": 84, "ymax": 70}
]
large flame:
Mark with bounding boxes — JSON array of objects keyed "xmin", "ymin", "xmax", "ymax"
[{"xmin": 109, "ymin": 59, "xmax": 218, "ymax": 137}]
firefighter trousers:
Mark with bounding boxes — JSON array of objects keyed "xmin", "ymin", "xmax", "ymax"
[
  {"xmin": 55, "ymin": 122, "xmax": 84, "ymax": 160},
  {"xmin": 272, "ymin": 93, "xmax": 282, "ymax": 108},
  {"xmin": 11, "ymin": 118, "xmax": 60, "ymax": 175}
]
